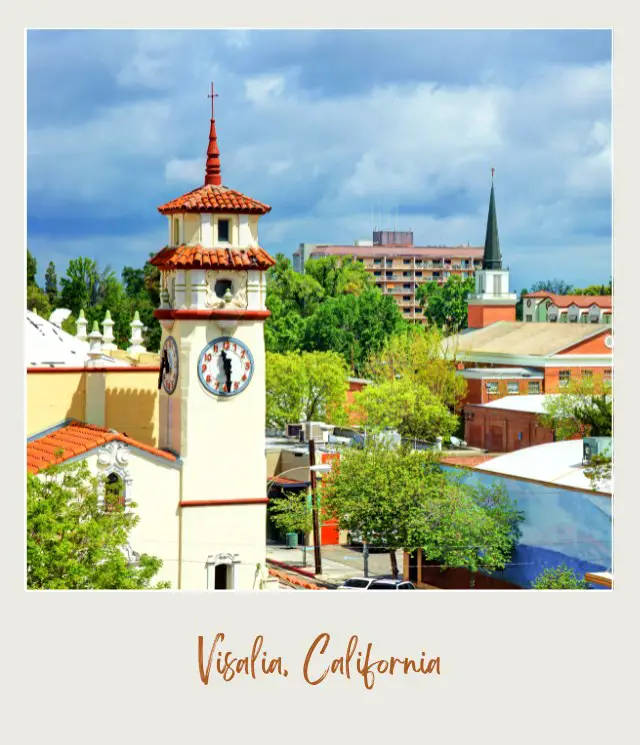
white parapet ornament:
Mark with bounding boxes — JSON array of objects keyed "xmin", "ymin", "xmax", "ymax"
[
  {"xmin": 87, "ymin": 321, "xmax": 103, "ymax": 364},
  {"xmin": 127, "ymin": 310, "xmax": 147, "ymax": 355},
  {"xmin": 101, "ymin": 310, "xmax": 117, "ymax": 351},
  {"xmin": 76, "ymin": 309, "xmax": 88, "ymax": 341}
]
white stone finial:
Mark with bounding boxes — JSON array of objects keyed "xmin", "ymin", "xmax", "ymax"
[
  {"xmin": 101, "ymin": 310, "xmax": 116, "ymax": 351},
  {"xmin": 127, "ymin": 310, "xmax": 147, "ymax": 355},
  {"xmin": 87, "ymin": 321, "xmax": 103, "ymax": 364},
  {"xmin": 76, "ymin": 309, "xmax": 88, "ymax": 341}
]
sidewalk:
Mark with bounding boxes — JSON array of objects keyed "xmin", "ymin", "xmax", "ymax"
[{"xmin": 266, "ymin": 543, "xmax": 404, "ymax": 586}]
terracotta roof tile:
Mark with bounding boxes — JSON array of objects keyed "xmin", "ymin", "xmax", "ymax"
[
  {"xmin": 523, "ymin": 292, "xmax": 612, "ymax": 310},
  {"xmin": 27, "ymin": 421, "xmax": 178, "ymax": 475},
  {"xmin": 149, "ymin": 244, "xmax": 276, "ymax": 271},
  {"xmin": 157, "ymin": 184, "xmax": 271, "ymax": 215}
]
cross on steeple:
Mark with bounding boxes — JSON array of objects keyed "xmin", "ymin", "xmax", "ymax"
[
  {"xmin": 208, "ymin": 82, "xmax": 218, "ymax": 119},
  {"xmin": 491, "ymin": 167, "xmax": 495, "ymax": 181}
]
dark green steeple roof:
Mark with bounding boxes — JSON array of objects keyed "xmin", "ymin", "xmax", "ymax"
[{"xmin": 483, "ymin": 181, "xmax": 502, "ymax": 270}]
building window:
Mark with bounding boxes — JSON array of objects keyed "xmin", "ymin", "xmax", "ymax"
[
  {"xmin": 507, "ymin": 382, "xmax": 519, "ymax": 395},
  {"xmin": 416, "ymin": 271, "xmax": 423, "ymax": 277},
  {"xmin": 603, "ymin": 313, "xmax": 611, "ymax": 324},
  {"xmin": 525, "ymin": 315, "xmax": 533, "ymax": 322},
  {"xmin": 173, "ymin": 218, "xmax": 180, "ymax": 245},
  {"xmin": 485, "ymin": 381, "xmax": 499, "ymax": 395},
  {"xmin": 604, "ymin": 370, "xmax": 612, "ymax": 389},
  {"xmin": 404, "ymin": 259, "xmax": 411, "ymax": 265},
  {"xmin": 374, "ymin": 259, "xmax": 382, "ymax": 265},
  {"xmin": 559, "ymin": 370, "xmax": 571, "ymax": 388},
  {"xmin": 403, "ymin": 307, "xmax": 411, "ymax": 313},
  {"xmin": 582, "ymin": 370, "xmax": 593, "ymax": 379},
  {"xmin": 218, "ymin": 219, "xmax": 230, "ymax": 243},
  {"xmin": 386, "ymin": 271, "xmax": 393, "ymax": 277},
  {"xmin": 104, "ymin": 473, "xmax": 126, "ymax": 512},
  {"xmin": 374, "ymin": 271, "xmax": 381, "ymax": 276},
  {"xmin": 528, "ymin": 381, "xmax": 541, "ymax": 394},
  {"xmin": 403, "ymin": 296, "xmax": 411, "ymax": 301},
  {"xmin": 580, "ymin": 313, "xmax": 588, "ymax": 323},
  {"xmin": 403, "ymin": 271, "xmax": 411, "ymax": 277}
]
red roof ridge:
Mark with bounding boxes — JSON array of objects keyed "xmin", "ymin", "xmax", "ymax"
[
  {"xmin": 522, "ymin": 292, "xmax": 612, "ymax": 309},
  {"xmin": 27, "ymin": 420, "xmax": 178, "ymax": 475}
]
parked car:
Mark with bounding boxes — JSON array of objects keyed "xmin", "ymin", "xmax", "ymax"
[{"xmin": 337, "ymin": 577, "xmax": 416, "ymax": 590}]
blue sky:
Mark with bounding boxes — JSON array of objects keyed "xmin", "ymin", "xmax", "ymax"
[{"xmin": 27, "ymin": 30, "xmax": 612, "ymax": 292}]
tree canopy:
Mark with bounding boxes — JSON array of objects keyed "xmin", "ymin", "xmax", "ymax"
[
  {"xmin": 531, "ymin": 564, "xmax": 589, "ymax": 589},
  {"xmin": 353, "ymin": 378, "xmax": 459, "ymax": 442},
  {"xmin": 27, "ymin": 460, "xmax": 169, "ymax": 589},
  {"xmin": 415, "ymin": 274, "xmax": 475, "ymax": 332},
  {"xmin": 265, "ymin": 254, "xmax": 405, "ymax": 373},
  {"xmin": 540, "ymin": 377, "xmax": 612, "ymax": 441},
  {"xmin": 266, "ymin": 350, "xmax": 349, "ymax": 429},
  {"xmin": 322, "ymin": 440, "xmax": 523, "ymax": 581}
]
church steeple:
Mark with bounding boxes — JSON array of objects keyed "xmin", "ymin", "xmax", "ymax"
[
  {"xmin": 483, "ymin": 173, "xmax": 502, "ymax": 270},
  {"xmin": 204, "ymin": 82, "xmax": 222, "ymax": 186}
]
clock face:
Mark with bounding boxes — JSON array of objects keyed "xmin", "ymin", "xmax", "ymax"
[
  {"xmin": 198, "ymin": 337, "xmax": 254, "ymax": 397},
  {"xmin": 160, "ymin": 336, "xmax": 179, "ymax": 395}
]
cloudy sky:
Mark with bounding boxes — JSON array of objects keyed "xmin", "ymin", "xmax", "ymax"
[{"xmin": 27, "ymin": 30, "xmax": 612, "ymax": 292}]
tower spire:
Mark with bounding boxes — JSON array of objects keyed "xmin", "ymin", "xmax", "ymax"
[
  {"xmin": 205, "ymin": 82, "xmax": 222, "ymax": 186},
  {"xmin": 483, "ymin": 170, "xmax": 502, "ymax": 270}
]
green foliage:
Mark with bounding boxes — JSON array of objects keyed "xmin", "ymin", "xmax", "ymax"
[
  {"xmin": 27, "ymin": 284, "xmax": 52, "ymax": 317},
  {"xmin": 583, "ymin": 454, "xmax": 612, "ymax": 492},
  {"xmin": 265, "ymin": 254, "xmax": 403, "ymax": 373},
  {"xmin": 415, "ymin": 274, "xmax": 475, "ymax": 332},
  {"xmin": 529, "ymin": 279, "xmax": 574, "ymax": 295},
  {"xmin": 269, "ymin": 491, "xmax": 314, "ymax": 537},
  {"xmin": 27, "ymin": 460, "xmax": 169, "ymax": 590},
  {"xmin": 303, "ymin": 289, "xmax": 405, "ymax": 374},
  {"xmin": 366, "ymin": 325, "xmax": 466, "ymax": 409},
  {"xmin": 354, "ymin": 378, "xmax": 458, "ymax": 441},
  {"xmin": 304, "ymin": 255, "xmax": 372, "ymax": 297},
  {"xmin": 44, "ymin": 261, "xmax": 58, "ymax": 306},
  {"xmin": 531, "ymin": 564, "xmax": 589, "ymax": 589},
  {"xmin": 27, "ymin": 249, "xmax": 38, "ymax": 287},
  {"xmin": 266, "ymin": 351, "xmax": 349, "ymax": 428},
  {"xmin": 572, "ymin": 281, "xmax": 612, "ymax": 296},
  {"xmin": 541, "ymin": 377, "xmax": 612, "ymax": 440},
  {"xmin": 322, "ymin": 441, "xmax": 523, "ymax": 580}
]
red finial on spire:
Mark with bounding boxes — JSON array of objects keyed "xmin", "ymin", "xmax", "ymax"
[{"xmin": 205, "ymin": 82, "xmax": 222, "ymax": 186}]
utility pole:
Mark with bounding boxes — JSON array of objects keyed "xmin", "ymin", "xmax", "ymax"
[{"xmin": 308, "ymin": 439, "xmax": 323, "ymax": 576}]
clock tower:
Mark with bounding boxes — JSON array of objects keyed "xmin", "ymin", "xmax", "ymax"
[{"xmin": 150, "ymin": 85, "xmax": 275, "ymax": 590}]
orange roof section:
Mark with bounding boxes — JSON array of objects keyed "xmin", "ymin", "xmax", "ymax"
[
  {"xmin": 157, "ymin": 184, "xmax": 271, "ymax": 215},
  {"xmin": 149, "ymin": 244, "xmax": 276, "ymax": 271},
  {"xmin": 27, "ymin": 421, "xmax": 178, "ymax": 475},
  {"xmin": 523, "ymin": 292, "xmax": 612, "ymax": 310}
]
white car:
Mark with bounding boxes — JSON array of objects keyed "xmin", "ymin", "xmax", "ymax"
[{"xmin": 337, "ymin": 577, "xmax": 416, "ymax": 590}]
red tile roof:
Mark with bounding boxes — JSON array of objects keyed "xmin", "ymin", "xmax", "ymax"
[
  {"xmin": 441, "ymin": 454, "xmax": 497, "ymax": 468},
  {"xmin": 157, "ymin": 184, "xmax": 271, "ymax": 215},
  {"xmin": 149, "ymin": 244, "xmax": 276, "ymax": 271},
  {"xmin": 523, "ymin": 292, "xmax": 612, "ymax": 310},
  {"xmin": 27, "ymin": 421, "xmax": 178, "ymax": 475}
]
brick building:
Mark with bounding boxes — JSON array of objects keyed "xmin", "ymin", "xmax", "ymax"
[{"xmin": 293, "ymin": 232, "xmax": 484, "ymax": 323}]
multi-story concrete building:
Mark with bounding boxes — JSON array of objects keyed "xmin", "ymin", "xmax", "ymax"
[{"xmin": 293, "ymin": 232, "xmax": 484, "ymax": 323}]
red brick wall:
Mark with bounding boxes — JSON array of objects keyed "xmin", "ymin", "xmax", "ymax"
[
  {"xmin": 544, "ymin": 367, "xmax": 610, "ymax": 393},
  {"xmin": 464, "ymin": 406, "xmax": 554, "ymax": 452},
  {"xmin": 467, "ymin": 303, "xmax": 516, "ymax": 329}
]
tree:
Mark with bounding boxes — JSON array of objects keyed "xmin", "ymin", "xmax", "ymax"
[
  {"xmin": 269, "ymin": 491, "xmax": 314, "ymax": 566},
  {"xmin": 529, "ymin": 279, "xmax": 574, "ymax": 295},
  {"xmin": 415, "ymin": 275, "xmax": 476, "ymax": 332},
  {"xmin": 44, "ymin": 261, "xmax": 58, "ymax": 306},
  {"xmin": 366, "ymin": 325, "xmax": 467, "ymax": 409},
  {"xmin": 27, "ymin": 459, "xmax": 169, "ymax": 589},
  {"xmin": 540, "ymin": 377, "xmax": 612, "ymax": 441},
  {"xmin": 303, "ymin": 289, "xmax": 405, "ymax": 374},
  {"xmin": 531, "ymin": 564, "xmax": 589, "ymax": 589},
  {"xmin": 354, "ymin": 378, "xmax": 459, "ymax": 442},
  {"xmin": 27, "ymin": 249, "xmax": 38, "ymax": 287},
  {"xmin": 304, "ymin": 255, "xmax": 372, "ymax": 297},
  {"xmin": 27, "ymin": 284, "xmax": 52, "ymax": 317},
  {"xmin": 322, "ymin": 440, "xmax": 523, "ymax": 580},
  {"xmin": 572, "ymin": 281, "xmax": 612, "ymax": 296},
  {"xmin": 266, "ymin": 351, "xmax": 349, "ymax": 429}
]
